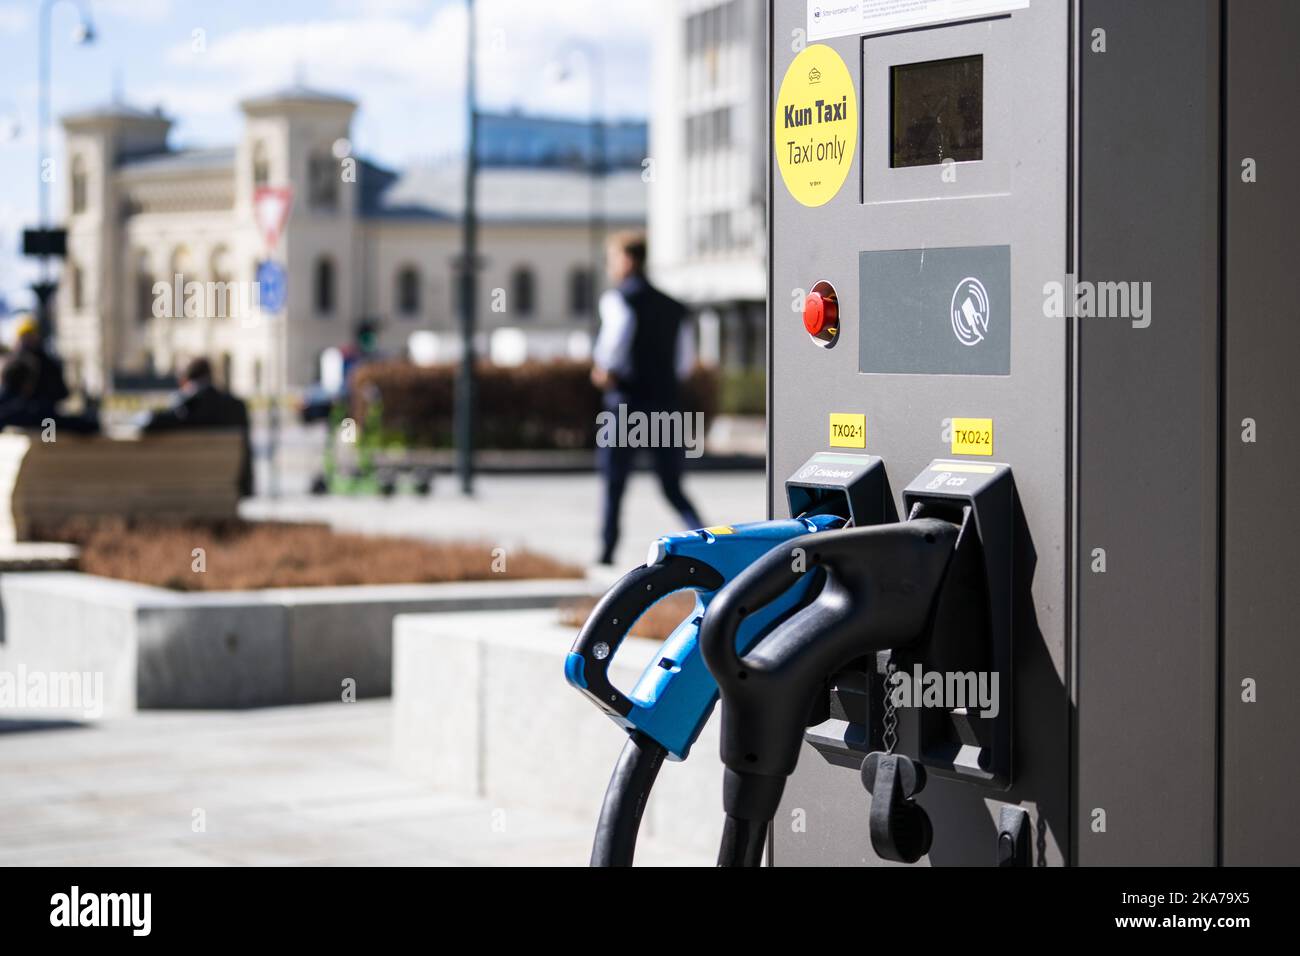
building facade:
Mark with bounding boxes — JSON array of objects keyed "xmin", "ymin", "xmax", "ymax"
[
  {"xmin": 57, "ymin": 88, "xmax": 645, "ymax": 395},
  {"xmin": 648, "ymin": 0, "xmax": 767, "ymax": 368}
]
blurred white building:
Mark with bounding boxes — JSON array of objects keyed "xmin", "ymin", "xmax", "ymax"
[
  {"xmin": 649, "ymin": 0, "xmax": 767, "ymax": 368},
  {"xmin": 56, "ymin": 88, "xmax": 646, "ymax": 395}
]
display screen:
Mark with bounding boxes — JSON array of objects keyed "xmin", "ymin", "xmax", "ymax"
[{"xmin": 891, "ymin": 55, "xmax": 983, "ymax": 168}]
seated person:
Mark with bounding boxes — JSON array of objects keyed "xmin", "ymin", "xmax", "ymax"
[
  {"xmin": 144, "ymin": 357, "xmax": 252, "ymax": 497},
  {"xmin": 12, "ymin": 315, "xmax": 69, "ymax": 419},
  {"xmin": 0, "ymin": 357, "xmax": 98, "ymax": 433},
  {"xmin": 0, "ymin": 359, "xmax": 43, "ymax": 429}
]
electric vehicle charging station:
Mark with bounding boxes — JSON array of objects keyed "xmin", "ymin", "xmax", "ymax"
[
  {"xmin": 565, "ymin": 453, "xmax": 887, "ymax": 865},
  {"xmin": 760, "ymin": 0, "xmax": 1300, "ymax": 867},
  {"xmin": 567, "ymin": 0, "xmax": 1296, "ymax": 868}
]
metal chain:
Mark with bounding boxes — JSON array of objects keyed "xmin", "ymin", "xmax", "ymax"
[{"xmin": 881, "ymin": 656, "xmax": 898, "ymax": 754}]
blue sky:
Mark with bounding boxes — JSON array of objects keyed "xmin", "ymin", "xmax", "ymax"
[{"xmin": 0, "ymin": 0, "xmax": 654, "ymax": 309}]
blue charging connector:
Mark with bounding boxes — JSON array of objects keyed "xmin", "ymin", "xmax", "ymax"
[{"xmin": 564, "ymin": 514, "xmax": 843, "ymax": 760}]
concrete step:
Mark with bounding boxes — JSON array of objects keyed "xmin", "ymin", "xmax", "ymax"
[
  {"xmin": 0, "ymin": 573, "xmax": 597, "ymax": 716},
  {"xmin": 392, "ymin": 607, "xmax": 728, "ymax": 861}
]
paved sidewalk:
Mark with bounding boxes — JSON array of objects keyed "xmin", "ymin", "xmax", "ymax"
[
  {"xmin": 244, "ymin": 470, "xmax": 767, "ymax": 569},
  {"xmin": 0, "ymin": 701, "xmax": 708, "ymax": 867}
]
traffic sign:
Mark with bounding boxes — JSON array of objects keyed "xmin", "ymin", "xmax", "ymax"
[
  {"xmin": 256, "ymin": 260, "xmax": 287, "ymax": 313},
  {"xmin": 253, "ymin": 186, "xmax": 293, "ymax": 252}
]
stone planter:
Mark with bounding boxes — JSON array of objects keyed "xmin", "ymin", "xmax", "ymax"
[{"xmin": 0, "ymin": 573, "xmax": 594, "ymax": 716}]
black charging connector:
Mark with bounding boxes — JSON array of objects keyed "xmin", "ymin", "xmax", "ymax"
[
  {"xmin": 701, "ymin": 459, "xmax": 1016, "ymax": 866},
  {"xmin": 700, "ymin": 516, "xmax": 962, "ymax": 865},
  {"xmin": 807, "ymin": 460, "xmax": 1014, "ymax": 788}
]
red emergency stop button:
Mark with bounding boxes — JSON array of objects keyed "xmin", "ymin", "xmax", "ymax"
[
  {"xmin": 803, "ymin": 282, "xmax": 839, "ymax": 347},
  {"xmin": 803, "ymin": 292, "xmax": 828, "ymax": 335}
]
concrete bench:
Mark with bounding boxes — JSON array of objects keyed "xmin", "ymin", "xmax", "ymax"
[
  {"xmin": 0, "ymin": 429, "xmax": 244, "ymax": 541},
  {"xmin": 0, "ymin": 573, "xmax": 598, "ymax": 716},
  {"xmin": 392, "ymin": 608, "xmax": 726, "ymax": 859}
]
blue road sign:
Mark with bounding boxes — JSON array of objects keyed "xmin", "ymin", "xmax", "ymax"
[{"xmin": 256, "ymin": 260, "xmax": 287, "ymax": 313}]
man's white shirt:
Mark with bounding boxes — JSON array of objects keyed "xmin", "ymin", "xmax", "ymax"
[{"xmin": 592, "ymin": 288, "xmax": 695, "ymax": 383}]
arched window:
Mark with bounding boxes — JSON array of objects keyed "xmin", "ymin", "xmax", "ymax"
[
  {"xmin": 511, "ymin": 266, "xmax": 535, "ymax": 318},
  {"xmin": 210, "ymin": 245, "xmax": 232, "ymax": 283},
  {"xmin": 71, "ymin": 155, "xmax": 88, "ymax": 214},
  {"xmin": 396, "ymin": 266, "xmax": 421, "ymax": 318},
  {"xmin": 308, "ymin": 150, "xmax": 338, "ymax": 210},
  {"xmin": 170, "ymin": 245, "xmax": 193, "ymax": 281},
  {"xmin": 135, "ymin": 250, "xmax": 155, "ymax": 324},
  {"xmin": 68, "ymin": 261, "xmax": 84, "ymax": 311},
  {"xmin": 170, "ymin": 245, "xmax": 195, "ymax": 317},
  {"xmin": 568, "ymin": 266, "xmax": 593, "ymax": 316},
  {"xmin": 314, "ymin": 257, "xmax": 335, "ymax": 316},
  {"xmin": 252, "ymin": 140, "xmax": 269, "ymax": 188},
  {"xmin": 209, "ymin": 245, "xmax": 234, "ymax": 318}
]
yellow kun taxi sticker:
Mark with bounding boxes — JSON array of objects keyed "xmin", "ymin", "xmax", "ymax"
[
  {"xmin": 951, "ymin": 418, "xmax": 994, "ymax": 456},
  {"xmin": 829, "ymin": 413, "xmax": 866, "ymax": 448},
  {"xmin": 775, "ymin": 44, "xmax": 857, "ymax": 207}
]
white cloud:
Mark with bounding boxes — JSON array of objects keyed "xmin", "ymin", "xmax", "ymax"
[
  {"xmin": 476, "ymin": 0, "xmax": 654, "ymax": 117},
  {"xmin": 155, "ymin": 85, "xmax": 247, "ymax": 118},
  {"xmin": 164, "ymin": 0, "xmax": 654, "ymax": 120},
  {"xmin": 0, "ymin": 3, "xmax": 29, "ymax": 35},
  {"xmin": 92, "ymin": 0, "xmax": 175, "ymax": 22},
  {"xmin": 332, "ymin": 0, "xmax": 428, "ymax": 14},
  {"xmin": 166, "ymin": 6, "xmax": 466, "ymax": 96}
]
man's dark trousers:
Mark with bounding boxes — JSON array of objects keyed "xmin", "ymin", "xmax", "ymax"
[{"xmin": 598, "ymin": 398, "xmax": 702, "ymax": 565}]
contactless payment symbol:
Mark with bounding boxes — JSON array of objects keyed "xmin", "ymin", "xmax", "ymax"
[{"xmin": 950, "ymin": 277, "xmax": 990, "ymax": 347}]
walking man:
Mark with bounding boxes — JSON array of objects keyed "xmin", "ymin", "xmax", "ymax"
[{"xmin": 591, "ymin": 231, "xmax": 703, "ymax": 565}]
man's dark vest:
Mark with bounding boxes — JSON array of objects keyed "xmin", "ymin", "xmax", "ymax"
[{"xmin": 610, "ymin": 274, "xmax": 687, "ymax": 409}]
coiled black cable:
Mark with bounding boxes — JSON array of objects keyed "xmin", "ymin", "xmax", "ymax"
[{"xmin": 589, "ymin": 731, "xmax": 667, "ymax": 867}]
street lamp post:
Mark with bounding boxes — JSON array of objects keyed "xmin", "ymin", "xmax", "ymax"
[
  {"xmin": 552, "ymin": 41, "xmax": 606, "ymax": 333},
  {"xmin": 35, "ymin": 0, "xmax": 96, "ymax": 341},
  {"xmin": 454, "ymin": 0, "xmax": 479, "ymax": 495}
]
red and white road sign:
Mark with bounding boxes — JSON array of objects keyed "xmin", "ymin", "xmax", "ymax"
[{"xmin": 253, "ymin": 186, "xmax": 294, "ymax": 252}]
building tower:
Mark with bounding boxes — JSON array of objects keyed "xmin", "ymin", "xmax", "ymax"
[
  {"xmin": 237, "ymin": 86, "xmax": 359, "ymax": 389},
  {"xmin": 59, "ymin": 104, "xmax": 171, "ymax": 393}
]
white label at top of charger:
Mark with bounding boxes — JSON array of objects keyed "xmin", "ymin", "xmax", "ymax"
[{"xmin": 807, "ymin": 0, "xmax": 1030, "ymax": 42}]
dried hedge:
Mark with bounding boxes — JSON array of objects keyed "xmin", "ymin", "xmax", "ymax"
[
  {"xmin": 44, "ymin": 518, "xmax": 582, "ymax": 591},
  {"xmin": 349, "ymin": 359, "xmax": 718, "ymax": 450},
  {"xmin": 557, "ymin": 591, "xmax": 697, "ymax": 641}
]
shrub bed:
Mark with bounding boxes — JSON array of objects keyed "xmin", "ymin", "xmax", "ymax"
[
  {"xmin": 719, "ymin": 368, "xmax": 766, "ymax": 416},
  {"xmin": 41, "ymin": 518, "xmax": 582, "ymax": 591},
  {"xmin": 557, "ymin": 590, "xmax": 697, "ymax": 641},
  {"xmin": 350, "ymin": 359, "xmax": 719, "ymax": 450}
]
